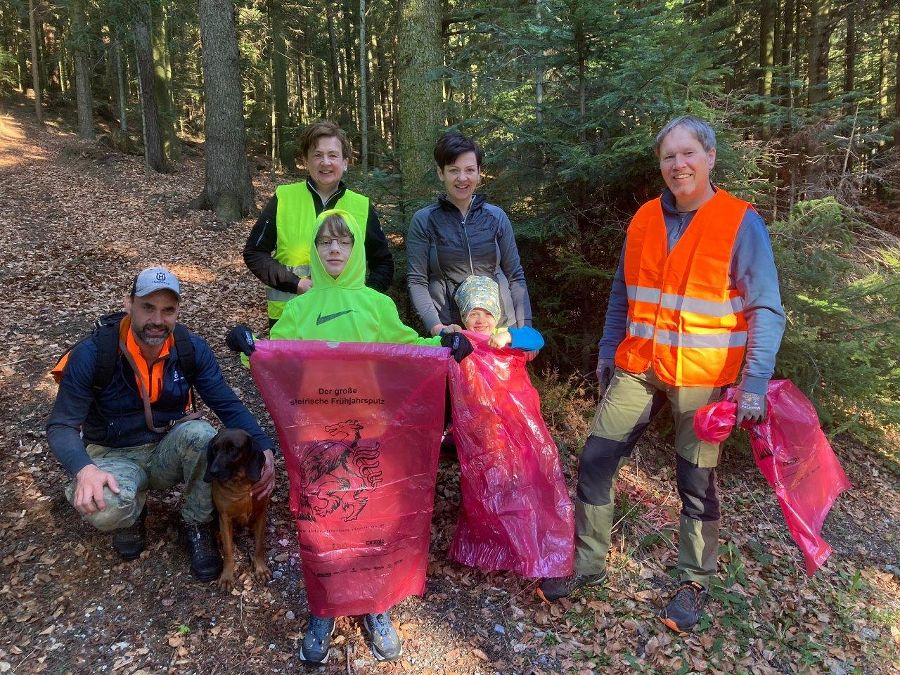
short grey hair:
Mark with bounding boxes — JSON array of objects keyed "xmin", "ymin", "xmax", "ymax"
[{"xmin": 654, "ymin": 115, "xmax": 717, "ymax": 156}]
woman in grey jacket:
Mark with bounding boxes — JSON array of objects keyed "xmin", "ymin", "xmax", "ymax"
[{"xmin": 406, "ymin": 133, "xmax": 533, "ymax": 336}]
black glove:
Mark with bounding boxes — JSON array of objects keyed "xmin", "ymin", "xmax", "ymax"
[
  {"xmin": 441, "ymin": 332, "xmax": 474, "ymax": 363},
  {"xmin": 735, "ymin": 390, "xmax": 766, "ymax": 427},
  {"xmin": 226, "ymin": 324, "xmax": 256, "ymax": 357},
  {"xmin": 596, "ymin": 356, "xmax": 615, "ymax": 394}
]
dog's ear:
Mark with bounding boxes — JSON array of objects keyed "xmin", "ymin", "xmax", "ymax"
[
  {"xmin": 247, "ymin": 447, "xmax": 265, "ymax": 483},
  {"xmin": 203, "ymin": 431, "xmax": 223, "ymax": 483},
  {"xmin": 203, "ymin": 431, "xmax": 222, "ymax": 483}
]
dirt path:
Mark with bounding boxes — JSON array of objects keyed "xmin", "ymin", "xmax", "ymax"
[{"xmin": 0, "ymin": 101, "xmax": 897, "ymax": 674}]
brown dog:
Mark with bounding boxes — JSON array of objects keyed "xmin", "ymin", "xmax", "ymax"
[{"xmin": 204, "ymin": 428, "xmax": 272, "ymax": 592}]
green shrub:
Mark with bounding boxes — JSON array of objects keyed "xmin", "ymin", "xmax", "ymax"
[
  {"xmin": 0, "ymin": 49, "xmax": 16, "ymax": 95},
  {"xmin": 771, "ymin": 197, "xmax": 900, "ymax": 439}
]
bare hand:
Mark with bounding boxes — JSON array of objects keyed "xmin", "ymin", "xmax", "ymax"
[
  {"xmin": 251, "ymin": 450, "xmax": 276, "ymax": 500},
  {"xmin": 488, "ymin": 331, "xmax": 513, "ymax": 349},
  {"xmin": 296, "ymin": 277, "xmax": 313, "ymax": 294},
  {"xmin": 73, "ymin": 464, "xmax": 120, "ymax": 514}
]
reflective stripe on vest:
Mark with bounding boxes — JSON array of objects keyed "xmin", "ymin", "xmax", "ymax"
[
  {"xmin": 625, "ymin": 321, "xmax": 748, "ymax": 348},
  {"xmin": 266, "ymin": 185, "xmax": 369, "ymax": 320},
  {"xmin": 626, "ymin": 286, "xmax": 745, "ymax": 317},
  {"xmin": 266, "ymin": 264, "xmax": 311, "ymax": 304},
  {"xmin": 615, "ymin": 188, "xmax": 751, "ymax": 387}
]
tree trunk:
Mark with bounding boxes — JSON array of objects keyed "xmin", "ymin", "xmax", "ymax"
[
  {"xmin": 325, "ymin": 4, "xmax": 346, "ymax": 125},
  {"xmin": 574, "ymin": 17, "xmax": 585, "ymax": 138},
  {"xmin": 194, "ymin": 0, "xmax": 255, "ymax": 221},
  {"xmin": 70, "ymin": 0, "xmax": 95, "ymax": 140},
  {"xmin": 843, "ymin": 0, "xmax": 855, "ymax": 95},
  {"xmin": 397, "ymin": 0, "xmax": 443, "ymax": 215},
  {"xmin": 114, "ymin": 38, "xmax": 128, "ymax": 132},
  {"xmin": 342, "ymin": 0, "xmax": 357, "ymax": 104},
  {"xmin": 807, "ymin": 0, "xmax": 832, "ymax": 106},
  {"xmin": 269, "ymin": 0, "xmax": 294, "ymax": 171},
  {"xmin": 151, "ymin": 0, "xmax": 177, "ymax": 161},
  {"xmin": 534, "ymin": 0, "xmax": 544, "ymax": 125},
  {"xmin": 313, "ymin": 54, "xmax": 326, "ymax": 117},
  {"xmin": 28, "ymin": 0, "xmax": 42, "ymax": 123},
  {"xmin": 366, "ymin": 33, "xmax": 377, "ymax": 153},
  {"xmin": 38, "ymin": 16, "xmax": 49, "ymax": 96},
  {"xmin": 295, "ymin": 45, "xmax": 306, "ymax": 122},
  {"xmin": 373, "ymin": 32, "xmax": 389, "ymax": 145},
  {"xmin": 758, "ymin": 0, "xmax": 775, "ymax": 100},
  {"xmin": 894, "ymin": 8, "xmax": 900, "ymax": 147},
  {"xmin": 359, "ymin": 0, "xmax": 368, "ymax": 172},
  {"xmin": 134, "ymin": 8, "xmax": 167, "ymax": 173},
  {"xmin": 17, "ymin": 17, "xmax": 30, "ymax": 94}
]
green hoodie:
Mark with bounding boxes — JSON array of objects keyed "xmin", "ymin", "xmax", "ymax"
[{"xmin": 270, "ymin": 209, "xmax": 442, "ymax": 347}]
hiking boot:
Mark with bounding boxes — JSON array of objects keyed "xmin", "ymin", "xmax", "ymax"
[
  {"xmin": 538, "ymin": 573, "xmax": 606, "ymax": 602},
  {"xmin": 659, "ymin": 581, "xmax": 708, "ymax": 634},
  {"xmin": 112, "ymin": 508, "xmax": 146, "ymax": 561},
  {"xmin": 298, "ymin": 614, "xmax": 336, "ymax": 665},
  {"xmin": 363, "ymin": 611, "xmax": 402, "ymax": 661},
  {"xmin": 181, "ymin": 521, "xmax": 222, "ymax": 582}
]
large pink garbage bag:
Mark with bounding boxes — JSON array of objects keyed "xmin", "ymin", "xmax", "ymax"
[
  {"xmin": 251, "ymin": 340, "xmax": 449, "ymax": 616},
  {"xmin": 694, "ymin": 380, "xmax": 852, "ymax": 575},
  {"xmin": 447, "ymin": 332, "xmax": 574, "ymax": 578}
]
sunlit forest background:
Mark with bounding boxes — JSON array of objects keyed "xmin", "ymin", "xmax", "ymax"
[{"xmin": 1, "ymin": 0, "xmax": 897, "ymax": 443}]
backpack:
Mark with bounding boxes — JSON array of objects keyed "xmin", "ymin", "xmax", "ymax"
[{"xmin": 51, "ymin": 311, "xmax": 198, "ymax": 390}]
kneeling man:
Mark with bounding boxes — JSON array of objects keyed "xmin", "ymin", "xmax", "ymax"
[{"xmin": 47, "ymin": 267, "xmax": 276, "ymax": 581}]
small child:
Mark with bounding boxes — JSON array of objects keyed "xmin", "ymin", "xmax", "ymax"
[
  {"xmin": 268, "ymin": 209, "xmax": 470, "ymax": 665},
  {"xmin": 446, "ymin": 275, "xmax": 574, "ymax": 579},
  {"xmin": 453, "ymin": 275, "xmax": 544, "ymax": 351}
]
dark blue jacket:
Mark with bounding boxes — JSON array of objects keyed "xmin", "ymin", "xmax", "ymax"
[{"xmin": 47, "ymin": 330, "xmax": 274, "ymax": 476}]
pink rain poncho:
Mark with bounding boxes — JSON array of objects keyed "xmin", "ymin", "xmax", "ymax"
[
  {"xmin": 250, "ymin": 340, "xmax": 448, "ymax": 616},
  {"xmin": 447, "ymin": 332, "xmax": 574, "ymax": 578},
  {"xmin": 694, "ymin": 379, "xmax": 851, "ymax": 575}
]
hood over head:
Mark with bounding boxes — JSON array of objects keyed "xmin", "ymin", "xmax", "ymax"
[{"xmin": 309, "ymin": 208, "xmax": 367, "ymax": 289}]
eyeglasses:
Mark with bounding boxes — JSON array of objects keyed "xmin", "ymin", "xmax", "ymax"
[{"xmin": 315, "ymin": 237, "xmax": 354, "ymax": 249}]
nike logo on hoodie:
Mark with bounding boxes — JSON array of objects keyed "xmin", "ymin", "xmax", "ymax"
[{"xmin": 316, "ymin": 310, "xmax": 354, "ymax": 325}]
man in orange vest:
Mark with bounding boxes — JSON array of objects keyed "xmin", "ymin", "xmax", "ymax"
[{"xmin": 540, "ymin": 116, "xmax": 785, "ymax": 633}]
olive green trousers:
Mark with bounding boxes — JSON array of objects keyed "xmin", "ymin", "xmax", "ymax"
[{"xmin": 574, "ymin": 368, "xmax": 723, "ymax": 587}]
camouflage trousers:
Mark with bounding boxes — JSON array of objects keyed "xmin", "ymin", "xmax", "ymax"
[
  {"xmin": 65, "ymin": 420, "xmax": 216, "ymax": 531},
  {"xmin": 574, "ymin": 368, "xmax": 723, "ymax": 588}
]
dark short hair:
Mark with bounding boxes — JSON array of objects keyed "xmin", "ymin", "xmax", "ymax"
[
  {"xmin": 433, "ymin": 132, "xmax": 483, "ymax": 169},
  {"xmin": 299, "ymin": 120, "xmax": 352, "ymax": 160}
]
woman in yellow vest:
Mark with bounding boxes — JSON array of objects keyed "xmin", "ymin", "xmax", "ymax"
[{"xmin": 243, "ymin": 121, "xmax": 394, "ymax": 326}]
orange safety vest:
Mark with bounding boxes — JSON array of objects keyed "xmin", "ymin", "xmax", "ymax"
[{"xmin": 615, "ymin": 188, "xmax": 750, "ymax": 387}]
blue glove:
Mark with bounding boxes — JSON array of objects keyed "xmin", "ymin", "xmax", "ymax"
[
  {"xmin": 596, "ymin": 356, "xmax": 615, "ymax": 394},
  {"xmin": 441, "ymin": 332, "xmax": 474, "ymax": 363},
  {"xmin": 735, "ymin": 390, "xmax": 766, "ymax": 427},
  {"xmin": 226, "ymin": 324, "xmax": 256, "ymax": 357}
]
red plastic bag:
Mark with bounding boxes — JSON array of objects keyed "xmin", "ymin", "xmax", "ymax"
[
  {"xmin": 251, "ymin": 340, "xmax": 449, "ymax": 616},
  {"xmin": 694, "ymin": 380, "xmax": 851, "ymax": 575},
  {"xmin": 447, "ymin": 332, "xmax": 574, "ymax": 578}
]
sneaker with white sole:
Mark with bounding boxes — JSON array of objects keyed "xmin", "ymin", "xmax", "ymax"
[
  {"xmin": 298, "ymin": 614, "xmax": 336, "ymax": 664},
  {"xmin": 363, "ymin": 611, "xmax": 402, "ymax": 661}
]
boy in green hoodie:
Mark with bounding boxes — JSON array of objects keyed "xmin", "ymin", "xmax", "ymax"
[{"xmin": 251, "ymin": 209, "xmax": 471, "ymax": 664}]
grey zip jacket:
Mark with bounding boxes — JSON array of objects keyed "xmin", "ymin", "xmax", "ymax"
[{"xmin": 407, "ymin": 194, "xmax": 533, "ymax": 331}]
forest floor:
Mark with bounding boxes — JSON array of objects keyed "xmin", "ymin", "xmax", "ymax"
[{"xmin": 0, "ymin": 99, "xmax": 898, "ymax": 675}]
